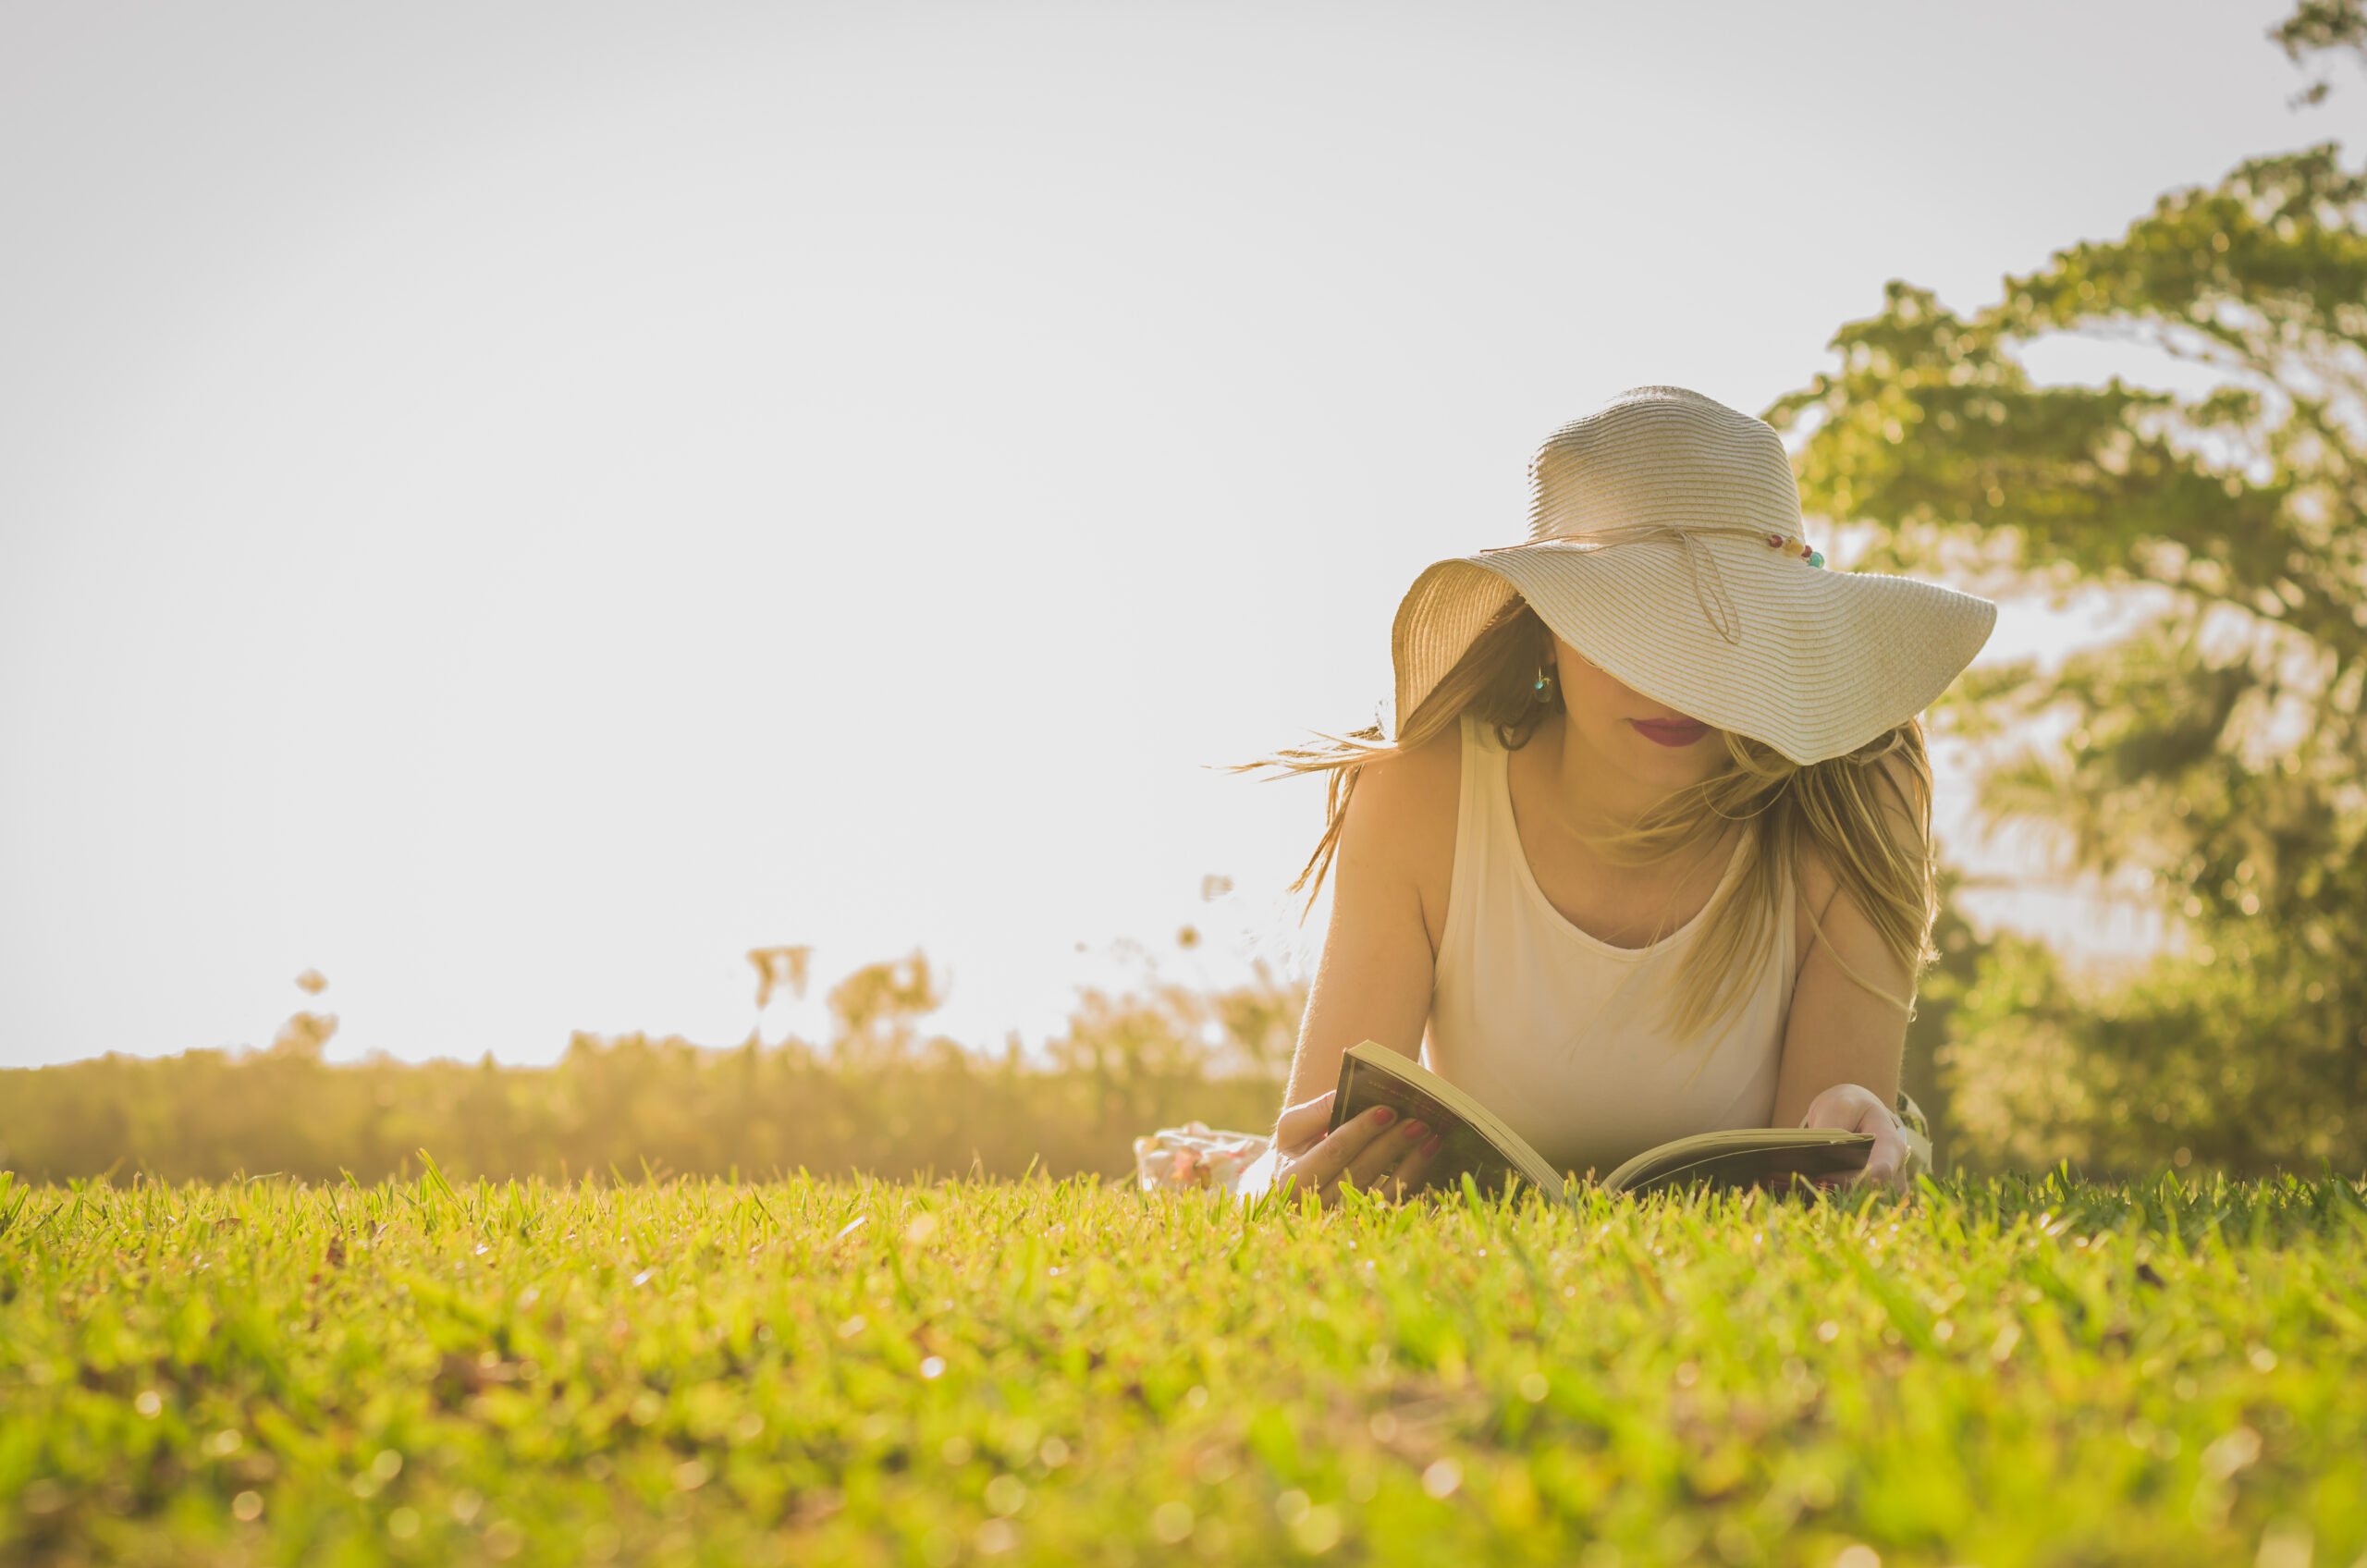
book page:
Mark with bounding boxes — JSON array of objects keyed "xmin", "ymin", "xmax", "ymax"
[{"xmin": 1602, "ymin": 1130, "xmax": 1872, "ymax": 1194}]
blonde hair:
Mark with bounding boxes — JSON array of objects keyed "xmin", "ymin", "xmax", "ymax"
[{"xmin": 1258, "ymin": 596, "xmax": 1936, "ymax": 1036}]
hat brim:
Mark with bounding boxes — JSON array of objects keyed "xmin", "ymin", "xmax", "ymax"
[{"xmin": 1392, "ymin": 535, "xmax": 1997, "ymax": 766}]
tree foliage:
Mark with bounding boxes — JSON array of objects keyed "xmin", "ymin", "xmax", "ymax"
[
  {"xmin": 1768, "ymin": 142, "xmax": 2367, "ymax": 1172},
  {"xmin": 2276, "ymin": 0, "xmax": 2367, "ymax": 103}
]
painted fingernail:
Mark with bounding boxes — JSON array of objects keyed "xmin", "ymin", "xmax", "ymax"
[
  {"xmin": 1403, "ymin": 1120, "xmax": 1428, "ymax": 1139},
  {"xmin": 1371, "ymin": 1106, "xmax": 1395, "ymax": 1126}
]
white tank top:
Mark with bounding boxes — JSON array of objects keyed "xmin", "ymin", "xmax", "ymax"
[{"xmin": 1424, "ymin": 714, "xmax": 1794, "ymax": 1178}]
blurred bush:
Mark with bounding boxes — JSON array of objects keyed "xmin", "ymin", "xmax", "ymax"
[
  {"xmin": 1772, "ymin": 124, "xmax": 2367, "ymax": 1173},
  {"xmin": 1935, "ymin": 934, "xmax": 2357, "ymax": 1174},
  {"xmin": 0, "ymin": 957, "xmax": 1302, "ymax": 1184}
]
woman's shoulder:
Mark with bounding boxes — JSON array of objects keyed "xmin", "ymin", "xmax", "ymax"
[
  {"xmin": 1794, "ymin": 747, "xmax": 1929, "ymax": 914},
  {"xmin": 1348, "ymin": 722, "xmax": 1462, "ymax": 827},
  {"xmin": 1335, "ymin": 722, "xmax": 1463, "ymax": 888}
]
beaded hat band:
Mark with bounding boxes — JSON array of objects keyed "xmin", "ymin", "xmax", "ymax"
[{"xmin": 1391, "ymin": 387, "xmax": 1996, "ymax": 766}]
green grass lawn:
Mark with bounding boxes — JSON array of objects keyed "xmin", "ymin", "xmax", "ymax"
[{"xmin": 4, "ymin": 1166, "xmax": 2364, "ymax": 1568}]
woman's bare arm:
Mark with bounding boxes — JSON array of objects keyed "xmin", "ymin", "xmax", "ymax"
[
  {"xmin": 1772, "ymin": 755, "xmax": 1926, "ymax": 1185},
  {"xmin": 1266, "ymin": 734, "xmax": 1457, "ymax": 1200},
  {"xmin": 1278, "ymin": 735, "xmax": 1457, "ymax": 1109}
]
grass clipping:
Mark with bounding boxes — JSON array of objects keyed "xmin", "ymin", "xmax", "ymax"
[{"xmin": 3, "ymin": 1166, "xmax": 2364, "ymax": 1566}]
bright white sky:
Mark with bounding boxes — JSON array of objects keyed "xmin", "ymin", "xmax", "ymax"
[{"xmin": 2, "ymin": 0, "xmax": 2353, "ymax": 1068}]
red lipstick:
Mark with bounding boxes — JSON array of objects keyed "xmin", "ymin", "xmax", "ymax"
[{"xmin": 1630, "ymin": 717, "xmax": 1710, "ymax": 748}]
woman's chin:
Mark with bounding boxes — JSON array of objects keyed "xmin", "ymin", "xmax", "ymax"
[
  {"xmin": 1616, "ymin": 740, "xmax": 1725, "ymax": 790},
  {"xmin": 1565, "ymin": 716, "xmax": 1727, "ymax": 790}
]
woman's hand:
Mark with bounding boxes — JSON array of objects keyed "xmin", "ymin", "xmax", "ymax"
[
  {"xmin": 1801, "ymin": 1083, "xmax": 1909, "ymax": 1191},
  {"xmin": 1270, "ymin": 1092, "xmax": 1443, "ymax": 1205}
]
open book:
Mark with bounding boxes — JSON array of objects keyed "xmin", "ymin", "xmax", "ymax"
[{"xmin": 1327, "ymin": 1040, "xmax": 1874, "ymax": 1196}]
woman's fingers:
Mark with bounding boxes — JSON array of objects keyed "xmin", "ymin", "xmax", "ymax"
[
  {"xmin": 1278, "ymin": 1105, "xmax": 1399, "ymax": 1194},
  {"xmin": 1797, "ymin": 1083, "xmax": 1908, "ymax": 1193},
  {"xmin": 1799, "ymin": 1083, "xmax": 1877, "ymax": 1133},
  {"xmin": 1834, "ymin": 1089, "xmax": 1907, "ymax": 1190},
  {"xmin": 1855, "ymin": 1117, "xmax": 1908, "ymax": 1189},
  {"xmin": 1340, "ymin": 1116, "xmax": 1430, "ymax": 1194},
  {"xmin": 1274, "ymin": 1092, "xmax": 1336, "ymax": 1154},
  {"xmin": 1383, "ymin": 1130, "xmax": 1445, "ymax": 1201}
]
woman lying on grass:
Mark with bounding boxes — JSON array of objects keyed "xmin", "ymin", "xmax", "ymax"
[{"xmin": 1262, "ymin": 387, "xmax": 1994, "ymax": 1202}]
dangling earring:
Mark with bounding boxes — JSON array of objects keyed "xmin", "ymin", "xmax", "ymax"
[{"xmin": 1533, "ymin": 665, "xmax": 1557, "ymax": 707}]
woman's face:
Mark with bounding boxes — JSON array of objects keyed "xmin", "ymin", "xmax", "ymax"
[{"xmin": 1550, "ymin": 633, "xmax": 1730, "ymax": 791}]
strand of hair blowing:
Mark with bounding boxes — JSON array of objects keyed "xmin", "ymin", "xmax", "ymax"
[
  {"xmin": 1247, "ymin": 598, "xmax": 1552, "ymax": 901},
  {"xmin": 1246, "ymin": 598, "xmax": 1938, "ymax": 1040}
]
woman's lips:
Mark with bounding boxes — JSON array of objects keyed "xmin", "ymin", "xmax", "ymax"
[{"xmin": 1630, "ymin": 717, "xmax": 1710, "ymax": 748}]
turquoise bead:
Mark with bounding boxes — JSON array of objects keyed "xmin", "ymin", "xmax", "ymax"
[{"xmin": 1809, "ymin": 551, "xmax": 1826, "ymax": 569}]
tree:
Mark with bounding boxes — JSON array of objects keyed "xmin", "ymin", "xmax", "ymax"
[
  {"xmin": 2275, "ymin": 0, "xmax": 2367, "ymax": 104},
  {"xmin": 827, "ymin": 951, "xmax": 946, "ymax": 1064},
  {"xmin": 1768, "ymin": 119, "xmax": 2367, "ymax": 1170},
  {"xmin": 1043, "ymin": 961, "xmax": 1304, "ymax": 1130}
]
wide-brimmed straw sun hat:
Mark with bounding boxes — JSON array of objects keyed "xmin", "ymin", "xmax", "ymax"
[{"xmin": 1392, "ymin": 386, "xmax": 1997, "ymax": 765}]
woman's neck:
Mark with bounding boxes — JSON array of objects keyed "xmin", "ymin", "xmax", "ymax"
[{"xmin": 1535, "ymin": 712, "xmax": 1683, "ymax": 838}]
